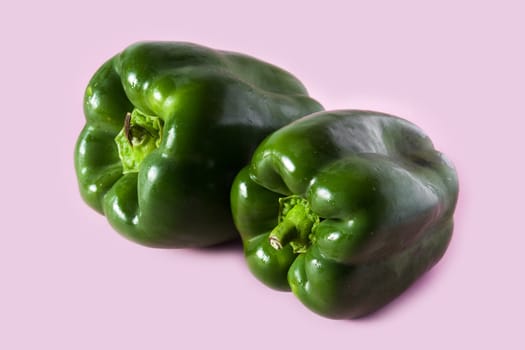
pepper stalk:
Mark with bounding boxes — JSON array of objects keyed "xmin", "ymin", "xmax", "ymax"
[
  {"xmin": 269, "ymin": 196, "xmax": 320, "ymax": 253},
  {"xmin": 115, "ymin": 109, "xmax": 164, "ymax": 173}
]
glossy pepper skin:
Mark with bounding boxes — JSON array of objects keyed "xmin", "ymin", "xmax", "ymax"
[
  {"xmin": 74, "ymin": 41, "xmax": 323, "ymax": 248},
  {"xmin": 231, "ymin": 110, "xmax": 458, "ymax": 319}
]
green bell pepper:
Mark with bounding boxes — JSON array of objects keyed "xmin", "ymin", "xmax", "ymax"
[
  {"xmin": 74, "ymin": 41, "xmax": 322, "ymax": 247},
  {"xmin": 230, "ymin": 110, "xmax": 458, "ymax": 319}
]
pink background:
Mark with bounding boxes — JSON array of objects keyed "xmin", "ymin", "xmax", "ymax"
[{"xmin": 2, "ymin": 0, "xmax": 523, "ymax": 348}]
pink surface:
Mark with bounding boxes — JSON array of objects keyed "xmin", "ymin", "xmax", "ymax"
[{"xmin": 2, "ymin": 0, "xmax": 523, "ymax": 348}]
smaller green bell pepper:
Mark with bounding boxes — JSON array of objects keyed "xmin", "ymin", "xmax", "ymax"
[{"xmin": 231, "ymin": 110, "xmax": 458, "ymax": 319}]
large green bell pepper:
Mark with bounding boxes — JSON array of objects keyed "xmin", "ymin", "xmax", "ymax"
[
  {"xmin": 231, "ymin": 110, "xmax": 458, "ymax": 319},
  {"xmin": 74, "ymin": 41, "xmax": 323, "ymax": 247}
]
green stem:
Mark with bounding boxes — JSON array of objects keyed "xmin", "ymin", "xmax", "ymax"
[
  {"xmin": 268, "ymin": 196, "xmax": 320, "ymax": 253},
  {"xmin": 269, "ymin": 208, "xmax": 300, "ymax": 250},
  {"xmin": 115, "ymin": 109, "xmax": 164, "ymax": 173}
]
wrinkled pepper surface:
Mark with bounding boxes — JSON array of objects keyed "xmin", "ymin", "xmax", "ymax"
[
  {"xmin": 231, "ymin": 110, "xmax": 458, "ymax": 319},
  {"xmin": 74, "ymin": 41, "xmax": 323, "ymax": 247}
]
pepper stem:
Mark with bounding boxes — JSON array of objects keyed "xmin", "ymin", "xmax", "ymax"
[
  {"xmin": 115, "ymin": 109, "xmax": 164, "ymax": 173},
  {"xmin": 268, "ymin": 196, "xmax": 320, "ymax": 253}
]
